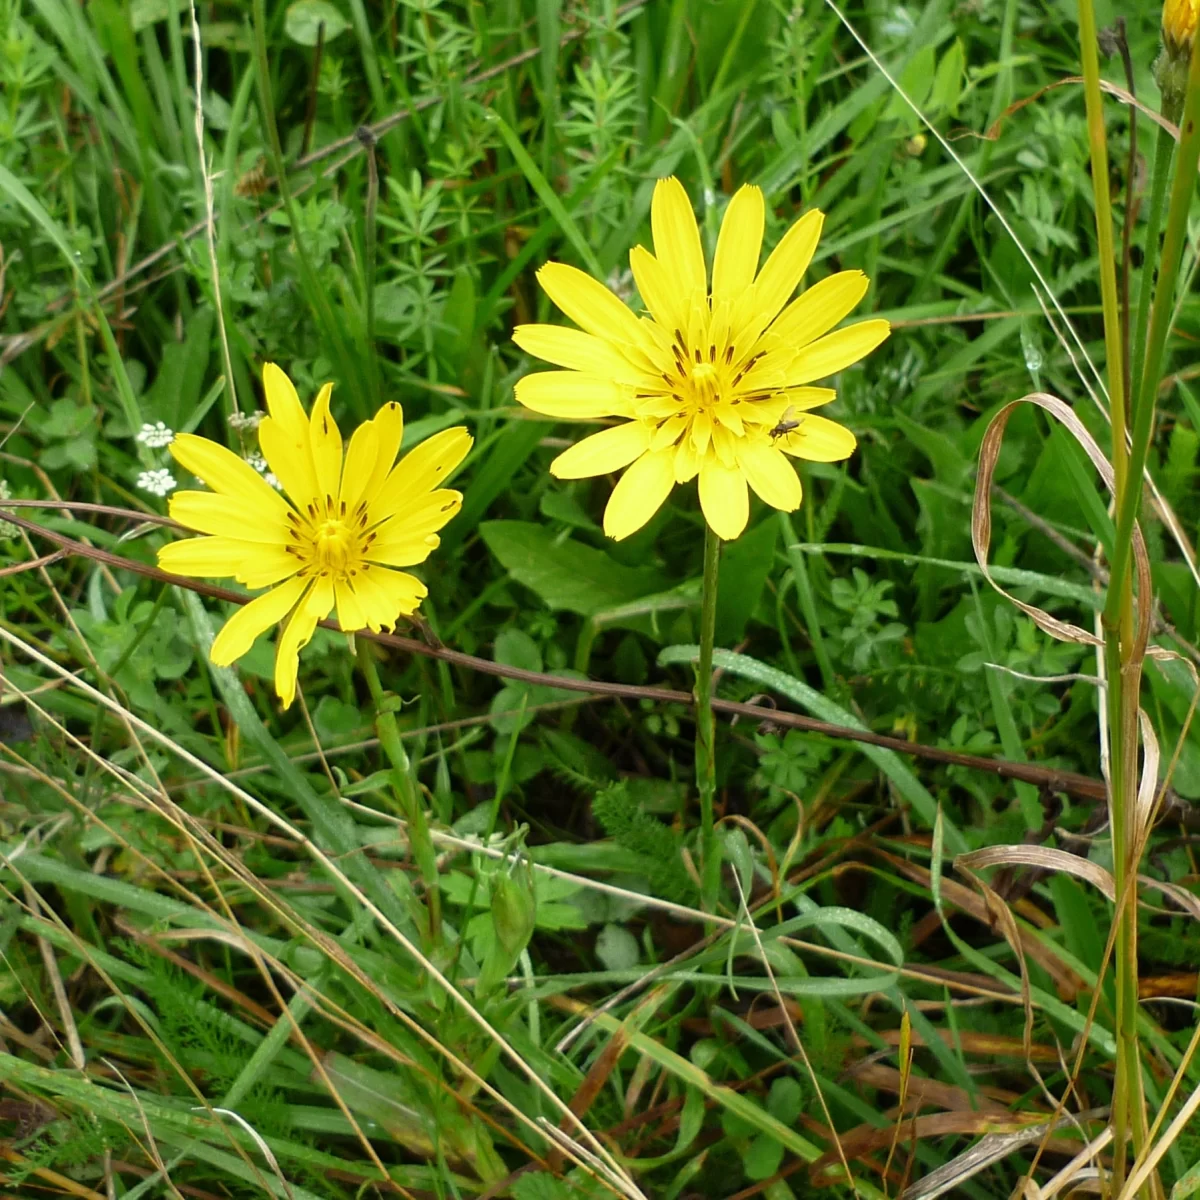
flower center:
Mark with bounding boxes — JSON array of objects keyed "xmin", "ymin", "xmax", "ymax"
[
  {"xmin": 314, "ymin": 518, "xmax": 354, "ymax": 573},
  {"xmin": 688, "ymin": 361, "xmax": 721, "ymax": 409},
  {"xmin": 286, "ymin": 500, "xmax": 374, "ymax": 580}
]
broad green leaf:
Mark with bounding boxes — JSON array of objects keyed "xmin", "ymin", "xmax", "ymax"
[
  {"xmin": 481, "ymin": 520, "xmax": 668, "ymax": 616},
  {"xmin": 285, "ymin": 0, "xmax": 350, "ymax": 45}
]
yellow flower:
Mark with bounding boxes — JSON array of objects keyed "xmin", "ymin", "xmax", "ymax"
[
  {"xmin": 513, "ymin": 177, "xmax": 889, "ymax": 541},
  {"xmin": 1164, "ymin": 0, "xmax": 1199, "ymax": 52},
  {"xmin": 158, "ymin": 364, "xmax": 472, "ymax": 708}
]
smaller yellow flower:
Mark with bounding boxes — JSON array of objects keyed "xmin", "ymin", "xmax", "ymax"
[
  {"xmin": 1164, "ymin": 0, "xmax": 1199, "ymax": 53},
  {"xmin": 158, "ymin": 364, "xmax": 472, "ymax": 708}
]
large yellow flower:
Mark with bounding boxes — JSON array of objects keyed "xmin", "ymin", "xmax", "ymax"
[
  {"xmin": 158, "ymin": 364, "xmax": 472, "ymax": 707},
  {"xmin": 1164, "ymin": 0, "xmax": 1199, "ymax": 52},
  {"xmin": 513, "ymin": 177, "xmax": 889, "ymax": 541}
]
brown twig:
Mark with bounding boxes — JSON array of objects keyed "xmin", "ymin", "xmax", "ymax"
[
  {"xmin": 2, "ymin": 506, "xmax": 1110, "ymax": 803},
  {"xmin": 0, "ymin": 549, "xmax": 67, "ymax": 578}
]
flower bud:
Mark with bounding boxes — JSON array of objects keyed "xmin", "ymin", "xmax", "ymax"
[
  {"xmin": 475, "ymin": 863, "xmax": 538, "ymax": 998},
  {"xmin": 491, "ymin": 866, "xmax": 537, "ymax": 960},
  {"xmin": 1156, "ymin": 0, "xmax": 1199, "ymax": 124},
  {"xmin": 1164, "ymin": 0, "xmax": 1200, "ymax": 55}
]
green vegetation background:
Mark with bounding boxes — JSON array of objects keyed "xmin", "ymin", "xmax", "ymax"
[{"xmin": 2, "ymin": 1, "xmax": 1199, "ymax": 1197}]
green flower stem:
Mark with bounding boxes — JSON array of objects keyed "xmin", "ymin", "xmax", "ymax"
[
  {"xmin": 357, "ymin": 639, "xmax": 442, "ymax": 948},
  {"xmin": 1128, "ymin": 122, "xmax": 1175, "ymax": 412},
  {"xmin": 1077, "ymin": 0, "xmax": 1128, "ymax": 501},
  {"xmin": 1076, "ymin": 0, "xmax": 1159, "ymax": 1186},
  {"xmin": 1111, "ymin": 35, "xmax": 1200, "ymax": 611},
  {"xmin": 1102, "ymin": 45, "xmax": 1200, "ymax": 1194},
  {"xmin": 361, "ymin": 125, "xmax": 381, "ymax": 412},
  {"xmin": 695, "ymin": 522, "xmax": 721, "ymax": 911}
]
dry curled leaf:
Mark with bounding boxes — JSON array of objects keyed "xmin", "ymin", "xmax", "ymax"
[{"xmin": 972, "ymin": 391, "xmax": 1152, "ymax": 659}]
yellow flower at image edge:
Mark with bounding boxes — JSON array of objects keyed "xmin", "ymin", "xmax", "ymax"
[
  {"xmin": 158, "ymin": 364, "xmax": 472, "ymax": 708},
  {"xmin": 1164, "ymin": 0, "xmax": 1199, "ymax": 51},
  {"xmin": 513, "ymin": 177, "xmax": 890, "ymax": 541}
]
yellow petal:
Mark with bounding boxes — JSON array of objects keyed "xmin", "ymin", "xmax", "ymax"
[
  {"xmin": 698, "ymin": 459, "xmax": 750, "ymax": 541},
  {"xmin": 650, "ymin": 177, "xmax": 707, "ymax": 306},
  {"xmin": 353, "ymin": 564, "xmax": 427, "ymax": 632},
  {"xmin": 365, "ymin": 532, "xmax": 440, "ymax": 568},
  {"xmin": 737, "ymin": 440, "xmax": 802, "ymax": 511},
  {"xmin": 710, "ymin": 422, "xmax": 737, "ymax": 468},
  {"xmin": 536, "ymin": 261, "xmax": 645, "ymax": 347},
  {"xmin": 750, "ymin": 209, "xmax": 824, "ymax": 330},
  {"xmin": 238, "ymin": 548, "xmax": 303, "ymax": 590},
  {"xmin": 674, "ymin": 436, "xmax": 701, "ymax": 483},
  {"xmin": 549, "ymin": 422, "xmax": 651, "ymax": 480},
  {"xmin": 169, "ymin": 434, "xmax": 289, "ymax": 513},
  {"xmin": 339, "ymin": 421, "xmax": 381, "ymax": 514},
  {"xmin": 370, "ymin": 489, "xmax": 462, "ymax": 545},
  {"xmin": 262, "ymin": 363, "xmax": 310, "ymax": 448},
  {"xmin": 259, "ymin": 415, "xmax": 320, "ymax": 511},
  {"xmin": 712, "ymin": 185, "xmax": 764, "ymax": 310},
  {"xmin": 274, "ymin": 576, "xmax": 333, "ymax": 709},
  {"xmin": 713, "ymin": 399, "xmax": 744, "ymax": 438},
  {"xmin": 168, "ymin": 492, "xmax": 289, "ymax": 543},
  {"xmin": 778, "ymin": 387, "xmax": 838, "ymax": 412},
  {"xmin": 603, "ymin": 448, "xmax": 676, "ymax": 540},
  {"xmin": 358, "ymin": 401, "xmax": 405, "ymax": 506},
  {"xmin": 629, "ymin": 245, "xmax": 685, "ymax": 334},
  {"xmin": 209, "ymin": 575, "xmax": 308, "ymax": 666},
  {"xmin": 308, "ymin": 383, "xmax": 342, "ymax": 502},
  {"xmin": 513, "ymin": 324, "xmax": 642, "ymax": 381},
  {"xmin": 514, "ymin": 371, "xmax": 634, "ymax": 419},
  {"xmin": 159, "ymin": 535, "xmax": 267, "ymax": 579},
  {"xmin": 334, "ymin": 577, "xmax": 367, "ymax": 632},
  {"xmin": 735, "ymin": 351, "xmax": 790, "ymax": 396},
  {"xmin": 769, "ymin": 271, "xmax": 870, "ymax": 351},
  {"xmin": 785, "ymin": 319, "xmax": 891, "ymax": 386},
  {"xmin": 741, "ymin": 390, "xmax": 836, "ymax": 429},
  {"xmin": 367, "ymin": 428, "xmax": 472, "ymax": 525},
  {"xmin": 776, "ymin": 414, "xmax": 857, "ymax": 462},
  {"xmin": 650, "ymin": 413, "xmax": 689, "ymax": 452},
  {"xmin": 397, "ymin": 427, "xmax": 472, "ymax": 494}
]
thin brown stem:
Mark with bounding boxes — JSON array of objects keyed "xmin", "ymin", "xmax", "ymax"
[{"xmin": 3, "ymin": 506, "xmax": 1116, "ymax": 804}]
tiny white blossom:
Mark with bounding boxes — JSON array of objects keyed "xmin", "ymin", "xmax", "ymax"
[
  {"xmin": 245, "ymin": 452, "xmax": 283, "ymax": 491},
  {"xmin": 135, "ymin": 421, "xmax": 175, "ymax": 448},
  {"xmin": 137, "ymin": 469, "xmax": 177, "ymax": 497},
  {"xmin": 228, "ymin": 410, "xmax": 264, "ymax": 431},
  {"xmin": 0, "ymin": 481, "xmax": 17, "ymax": 539}
]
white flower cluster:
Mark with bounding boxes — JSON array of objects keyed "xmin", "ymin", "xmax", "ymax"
[
  {"xmin": 135, "ymin": 420, "xmax": 175, "ymax": 448},
  {"xmin": 246, "ymin": 452, "xmax": 282, "ymax": 491},
  {"xmin": 0, "ymin": 481, "xmax": 18, "ymax": 539},
  {"xmin": 228, "ymin": 409, "xmax": 264, "ymax": 431},
  {"xmin": 137, "ymin": 469, "xmax": 177, "ymax": 497}
]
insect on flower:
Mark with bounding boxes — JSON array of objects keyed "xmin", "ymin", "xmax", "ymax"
[
  {"xmin": 768, "ymin": 406, "xmax": 801, "ymax": 443},
  {"xmin": 157, "ymin": 364, "xmax": 472, "ymax": 708}
]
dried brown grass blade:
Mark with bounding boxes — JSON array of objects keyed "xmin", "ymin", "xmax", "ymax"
[
  {"xmin": 972, "ymin": 391, "xmax": 1151, "ymax": 657},
  {"xmin": 957, "ymin": 846, "xmax": 1116, "ymax": 903},
  {"xmin": 894, "ymin": 1109, "xmax": 1109, "ymax": 1200}
]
